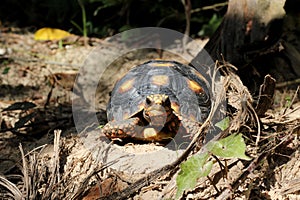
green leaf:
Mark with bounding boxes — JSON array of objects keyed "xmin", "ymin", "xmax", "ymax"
[
  {"xmin": 198, "ymin": 13, "xmax": 222, "ymax": 37},
  {"xmin": 58, "ymin": 40, "xmax": 63, "ymax": 49},
  {"xmin": 215, "ymin": 117, "xmax": 230, "ymax": 131},
  {"xmin": 176, "ymin": 152, "xmax": 213, "ymax": 199},
  {"xmin": 207, "ymin": 134, "xmax": 251, "ymax": 160},
  {"xmin": 98, "ymin": 124, "xmax": 105, "ymax": 128},
  {"xmin": 285, "ymin": 96, "xmax": 292, "ymax": 107},
  {"xmin": 2, "ymin": 67, "xmax": 10, "ymax": 74}
]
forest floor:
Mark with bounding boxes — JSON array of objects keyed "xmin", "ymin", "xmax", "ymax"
[{"xmin": 0, "ymin": 27, "xmax": 300, "ymax": 199}]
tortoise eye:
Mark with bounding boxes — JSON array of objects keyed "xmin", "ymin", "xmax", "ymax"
[{"xmin": 146, "ymin": 97, "xmax": 152, "ymax": 105}]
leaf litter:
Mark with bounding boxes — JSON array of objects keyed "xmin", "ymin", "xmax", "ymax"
[{"xmin": 0, "ymin": 28, "xmax": 299, "ymax": 200}]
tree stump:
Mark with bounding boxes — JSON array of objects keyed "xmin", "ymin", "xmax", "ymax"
[{"xmin": 191, "ymin": 0, "xmax": 300, "ymax": 93}]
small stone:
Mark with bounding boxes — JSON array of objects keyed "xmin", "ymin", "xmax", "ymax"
[{"xmin": 0, "ymin": 48, "xmax": 6, "ymax": 55}]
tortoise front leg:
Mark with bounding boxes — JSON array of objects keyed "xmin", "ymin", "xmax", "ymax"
[
  {"xmin": 102, "ymin": 117, "xmax": 144, "ymax": 139},
  {"xmin": 102, "ymin": 118, "xmax": 174, "ymax": 141}
]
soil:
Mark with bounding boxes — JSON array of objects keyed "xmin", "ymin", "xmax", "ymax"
[{"xmin": 0, "ymin": 27, "xmax": 300, "ymax": 200}]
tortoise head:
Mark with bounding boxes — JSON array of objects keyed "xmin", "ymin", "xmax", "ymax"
[{"xmin": 143, "ymin": 94, "xmax": 173, "ymax": 126}]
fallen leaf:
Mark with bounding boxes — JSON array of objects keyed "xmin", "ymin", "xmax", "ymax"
[{"xmin": 34, "ymin": 28, "xmax": 71, "ymax": 41}]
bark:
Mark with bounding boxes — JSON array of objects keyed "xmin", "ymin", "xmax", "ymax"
[{"xmin": 191, "ymin": 0, "xmax": 300, "ymax": 93}]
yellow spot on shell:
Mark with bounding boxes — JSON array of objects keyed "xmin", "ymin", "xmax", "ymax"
[
  {"xmin": 187, "ymin": 80, "xmax": 203, "ymax": 94},
  {"xmin": 149, "ymin": 62, "xmax": 174, "ymax": 67},
  {"xmin": 118, "ymin": 79, "xmax": 135, "ymax": 93},
  {"xmin": 151, "ymin": 75, "xmax": 169, "ymax": 86}
]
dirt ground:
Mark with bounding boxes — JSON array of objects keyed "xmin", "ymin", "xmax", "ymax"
[{"xmin": 0, "ymin": 28, "xmax": 300, "ymax": 199}]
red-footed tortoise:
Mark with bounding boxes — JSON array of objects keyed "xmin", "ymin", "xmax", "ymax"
[{"xmin": 102, "ymin": 60, "xmax": 210, "ymax": 142}]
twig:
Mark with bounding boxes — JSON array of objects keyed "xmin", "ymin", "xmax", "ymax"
[
  {"xmin": 276, "ymin": 78, "xmax": 300, "ymax": 88},
  {"xmin": 207, "ymin": 175, "xmax": 220, "ymax": 194},
  {"xmin": 181, "ymin": 0, "xmax": 191, "ymax": 52},
  {"xmin": 0, "ymin": 176, "xmax": 23, "ymax": 199},
  {"xmin": 191, "ymin": 2, "xmax": 228, "ymax": 14},
  {"xmin": 280, "ymin": 104, "xmax": 300, "ymax": 119},
  {"xmin": 247, "ymin": 101, "xmax": 261, "ymax": 146},
  {"xmin": 281, "ymin": 86, "xmax": 299, "ymax": 117},
  {"xmin": 19, "ymin": 144, "xmax": 29, "ymax": 199}
]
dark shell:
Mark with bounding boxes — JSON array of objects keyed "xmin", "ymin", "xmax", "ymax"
[{"xmin": 107, "ymin": 60, "xmax": 210, "ymax": 123}]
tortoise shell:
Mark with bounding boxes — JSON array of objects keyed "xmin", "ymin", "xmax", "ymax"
[{"xmin": 106, "ymin": 60, "xmax": 210, "ymax": 125}]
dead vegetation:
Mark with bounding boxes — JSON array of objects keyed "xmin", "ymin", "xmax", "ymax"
[{"xmin": 0, "ymin": 29, "xmax": 300, "ymax": 199}]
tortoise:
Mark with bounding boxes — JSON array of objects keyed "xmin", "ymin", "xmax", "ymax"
[{"xmin": 102, "ymin": 60, "xmax": 210, "ymax": 142}]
